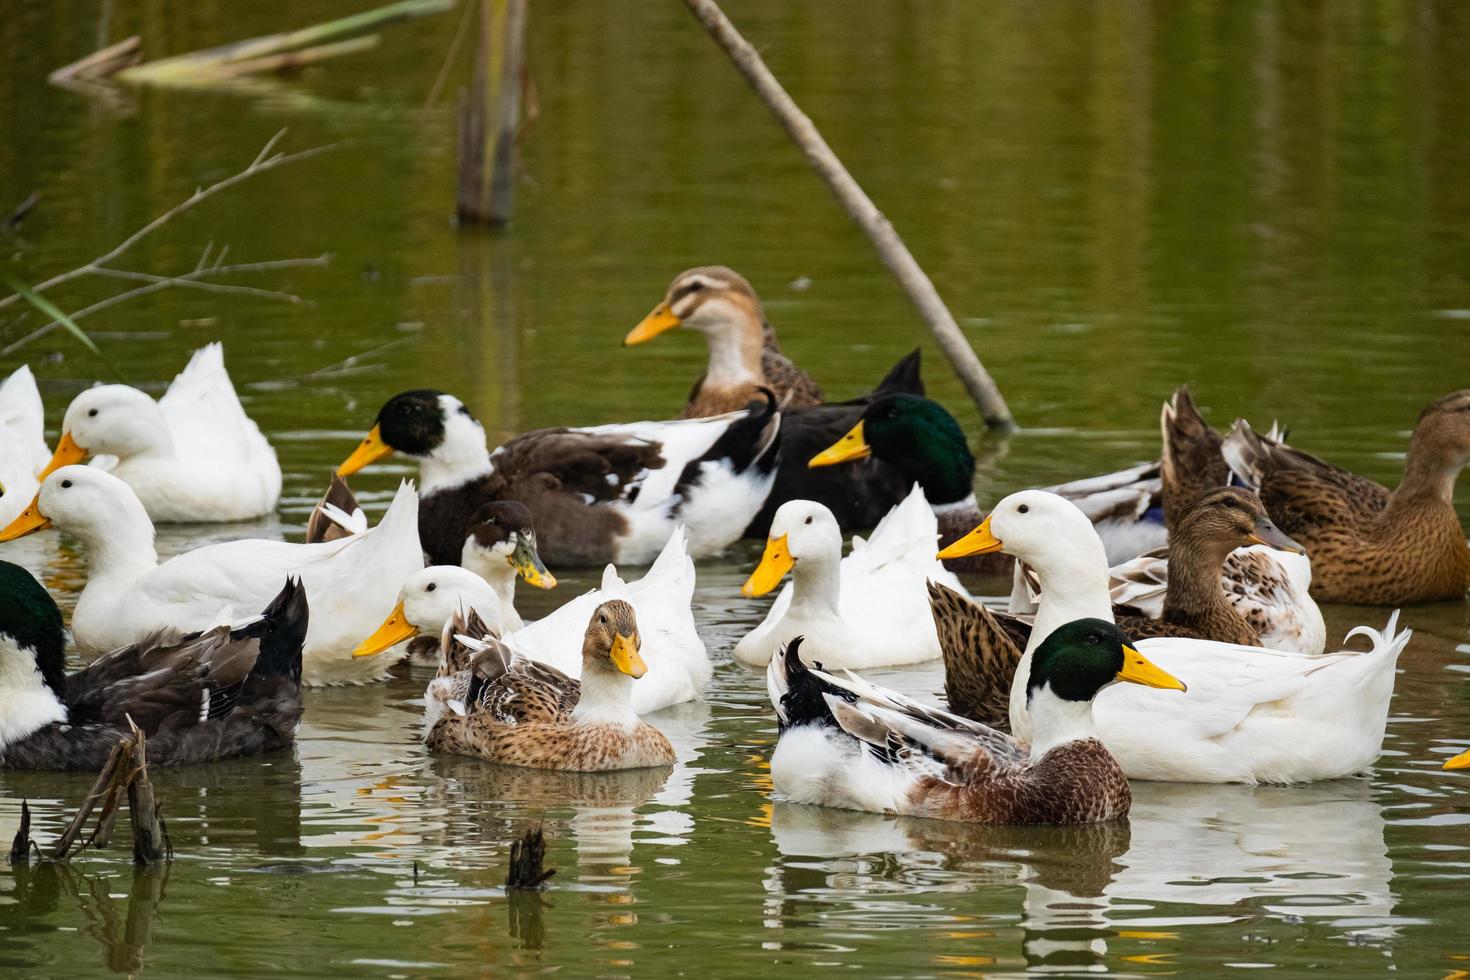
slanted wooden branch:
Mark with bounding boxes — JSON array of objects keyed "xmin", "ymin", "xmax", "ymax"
[
  {"xmin": 44, "ymin": 721, "xmax": 172, "ymax": 866},
  {"xmin": 681, "ymin": 0, "xmax": 1016, "ymax": 432}
]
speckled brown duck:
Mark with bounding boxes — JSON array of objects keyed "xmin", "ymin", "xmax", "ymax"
[
  {"xmin": 808, "ymin": 393, "xmax": 1167, "ymax": 575},
  {"xmin": 0, "ymin": 563, "xmax": 307, "ymax": 772},
  {"xmin": 625, "ymin": 266, "xmax": 823, "ymax": 418},
  {"xmin": 766, "ymin": 621, "xmax": 1185, "ymax": 826},
  {"xmin": 1223, "ymin": 389, "xmax": 1470, "ymax": 605},
  {"xmin": 423, "ymin": 600, "xmax": 675, "ymax": 772},
  {"xmin": 929, "ymin": 488, "xmax": 1305, "ymax": 728},
  {"xmin": 336, "ymin": 388, "xmax": 780, "ymax": 567}
]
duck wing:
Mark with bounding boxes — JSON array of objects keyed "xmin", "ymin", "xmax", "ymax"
[
  {"xmin": 926, "ymin": 581, "xmax": 1025, "ymax": 728},
  {"xmin": 157, "ymin": 344, "xmax": 281, "ymax": 496},
  {"xmin": 1222, "ymin": 419, "xmax": 1390, "ymax": 537},
  {"xmin": 0, "ymin": 364, "xmax": 48, "ymax": 476},
  {"xmin": 304, "ymin": 473, "xmax": 366, "ymax": 544},
  {"xmin": 1159, "ymin": 386, "xmax": 1230, "ymax": 529}
]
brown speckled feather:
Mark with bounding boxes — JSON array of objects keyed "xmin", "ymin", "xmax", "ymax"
[
  {"xmin": 927, "ymin": 582, "xmax": 1023, "ymax": 727},
  {"xmin": 1160, "ymin": 386, "xmax": 1230, "ymax": 531},
  {"xmin": 902, "ymin": 739, "xmax": 1131, "ymax": 825}
]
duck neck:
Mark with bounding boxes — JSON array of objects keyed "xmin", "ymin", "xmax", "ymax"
[
  {"xmin": 462, "ymin": 545, "xmax": 517, "ymax": 613},
  {"xmin": 571, "ymin": 663, "xmax": 639, "ymax": 727},
  {"xmin": 421, "ymin": 412, "xmax": 493, "ymax": 493},
  {"xmin": 789, "ymin": 552, "xmax": 842, "ymax": 619},
  {"xmin": 1392, "ymin": 429, "xmax": 1465, "ymax": 508},
  {"xmin": 74, "ymin": 502, "xmax": 159, "ymax": 583},
  {"xmin": 699, "ymin": 317, "xmax": 764, "ymax": 389},
  {"xmin": 1026, "ymin": 685, "xmax": 1099, "ymax": 759},
  {"xmin": 1161, "ymin": 531, "xmax": 1238, "ymax": 627},
  {"xmin": 893, "ymin": 443, "xmax": 975, "ymax": 507},
  {"xmin": 1027, "ymin": 538, "xmax": 1114, "ymax": 647}
]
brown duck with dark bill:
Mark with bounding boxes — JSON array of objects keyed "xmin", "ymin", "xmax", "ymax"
[
  {"xmin": 928, "ymin": 487, "xmax": 1303, "ymax": 728},
  {"xmin": 422, "ymin": 600, "xmax": 676, "ymax": 772},
  {"xmin": 1222, "ymin": 389, "xmax": 1470, "ymax": 605}
]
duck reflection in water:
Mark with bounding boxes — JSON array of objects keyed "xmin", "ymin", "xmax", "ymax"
[{"xmin": 764, "ymin": 778, "xmax": 1391, "ymax": 973}]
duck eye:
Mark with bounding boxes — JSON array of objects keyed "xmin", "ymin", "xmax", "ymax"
[
  {"xmin": 1017, "ymin": 504, "xmax": 1029, "ymax": 514},
  {"xmin": 1085, "ymin": 632, "xmax": 1099, "ymax": 645},
  {"xmin": 688, "ymin": 280, "xmax": 704, "ymax": 292},
  {"xmin": 425, "ymin": 583, "xmax": 437, "ymax": 592},
  {"xmin": 884, "ymin": 407, "xmax": 898, "ymax": 419},
  {"xmin": 804, "ymin": 515, "xmax": 813, "ymax": 525},
  {"xmin": 61, "ymin": 480, "xmax": 72, "ymax": 488},
  {"xmin": 88, "ymin": 408, "xmax": 99, "ymax": 418}
]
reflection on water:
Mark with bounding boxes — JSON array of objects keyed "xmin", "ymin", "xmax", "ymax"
[{"xmin": 3, "ymin": 0, "xmax": 1470, "ymax": 975}]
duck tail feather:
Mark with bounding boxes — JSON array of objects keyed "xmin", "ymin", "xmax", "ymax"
[
  {"xmin": 873, "ymin": 348, "xmax": 924, "ymax": 397},
  {"xmin": 247, "ymin": 577, "xmax": 309, "ymax": 685}
]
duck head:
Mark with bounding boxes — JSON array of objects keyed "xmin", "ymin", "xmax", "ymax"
[
  {"xmin": 461, "ymin": 501, "xmax": 556, "ymax": 590},
  {"xmin": 809, "ymin": 394, "xmax": 976, "ymax": 505},
  {"xmin": 582, "ymin": 599, "xmax": 646, "ymax": 679},
  {"xmin": 0, "ymin": 559, "xmax": 65, "ymax": 703},
  {"xmin": 1174, "ymin": 487, "xmax": 1303, "ymax": 557},
  {"xmin": 625, "ymin": 266, "xmax": 766, "ymax": 347},
  {"xmin": 337, "ymin": 391, "xmax": 491, "ymax": 489},
  {"xmin": 742, "ymin": 500, "xmax": 842, "ymax": 598},
  {"xmin": 1407, "ymin": 389, "xmax": 1470, "ymax": 493},
  {"xmin": 938, "ymin": 489, "xmax": 1100, "ymax": 568},
  {"xmin": 1028, "ymin": 618, "xmax": 1186, "ymax": 704},
  {"xmin": 0, "ymin": 465, "xmax": 152, "ymax": 544},
  {"xmin": 353, "ymin": 566, "xmax": 504, "ymax": 658},
  {"xmin": 42, "ymin": 385, "xmax": 174, "ymax": 476}
]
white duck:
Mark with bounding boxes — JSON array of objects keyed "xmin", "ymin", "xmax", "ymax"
[
  {"xmin": 0, "ymin": 466, "xmax": 424, "ymax": 686},
  {"xmin": 0, "ymin": 364, "xmax": 49, "ymax": 527},
  {"xmin": 939, "ymin": 489, "xmax": 1411, "ymax": 784},
  {"xmin": 42, "ymin": 343, "xmax": 281, "ymax": 522},
  {"xmin": 734, "ymin": 485, "xmax": 967, "ymax": 669},
  {"xmin": 354, "ymin": 527, "xmax": 709, "ymax": 714}
]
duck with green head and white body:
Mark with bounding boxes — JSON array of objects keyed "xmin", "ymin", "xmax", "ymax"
[{"xmin": 767, "ymin": 618, "xmax": 1186, "ymax": 825}]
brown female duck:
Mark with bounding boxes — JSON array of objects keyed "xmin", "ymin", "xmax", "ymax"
[
  {"xmin": 423, "ymin": 600, "xmax": 675, "ymax": 772},
  {"xmin": 1223, "ymin": 390, "xmax": 1470, "ymax": 604},
  {"xmin": 625, "ymin": 266, "xmax": 823, "ymax": 418}
]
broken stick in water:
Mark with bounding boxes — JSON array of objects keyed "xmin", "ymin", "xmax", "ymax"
[
  {"xmin": 125, "ymin": 720, "xmax": 171, "ymax": 865},
  {"xmin": 505, "ymin": 825, "xmax": 555, "ymax": 890}
]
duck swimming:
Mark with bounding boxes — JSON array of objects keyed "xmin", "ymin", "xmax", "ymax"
[
  {"xmin": 355, "ymin": 527, "xmax": 709, "ymax": 713},
  {"xmin": 939, "ymin": 490, "xmax": 1411, "ymax": 784},
  {"xmin": 766, "ymin": 620, "xmax": 1186, "ymax": 825},
  {"xmin": 1222, "ymin": 390, "xmax": 1470, "ymax": 605},
  {"xmin": 336, "ymin": 389, "xmax": 780, "ymax": 567},
  {"xmin": 0, "ymin": 467, "xmax": 423, "ymax": 686},
  {"xmin": 424, "ymin": 599, "xmax": 676, "ymax": 772},
  {"xmin": 40, "ymin": 343, "xmax": 282, "ymax": 523},
  {"xmin": 0, "ymin": 562, "xmax": 307, "ymax": 771},
  {"xmin": 734, "ymin": 487, "xmax": 966, "ymax": 670},
  {"xmin": 625, "ymin": 266, "xmax": 823, "ymax": 418}
]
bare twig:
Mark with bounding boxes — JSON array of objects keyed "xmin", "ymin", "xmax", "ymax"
[
  {"xmin": 8, "ymin": 800, "xmax": 30, "ymax": 865},
  {"xmin": 91, "ymin": 265, "xmax": 311, "ymax": 304},
  {"xmin": 51, "ymin": 737, "xmax": 128, "ymax": 860},
  {"xmin": 681, "ymin": 0, "xmax": 1016, "ymax": 431},
  {"xmin": 0, "ymin": 131, "xmax": 333, "ymax": 315}
]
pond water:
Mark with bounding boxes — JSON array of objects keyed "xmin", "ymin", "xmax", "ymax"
[{"xmin": 3, "ymin": 1, "xmax": 1470, "ymax": 976}]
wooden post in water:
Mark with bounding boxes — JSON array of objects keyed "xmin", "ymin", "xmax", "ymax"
[
  {"xmin": 681, "ymin": 0, "xmax": 1016, "ymax": 431},
  {"xmin": 458, "ymin": 0, "xmax": 527, "ymax": 226}
]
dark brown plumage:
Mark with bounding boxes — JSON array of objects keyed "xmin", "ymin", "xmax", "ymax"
[
  {"xmin": 2, "ymin": 578, "xmax": 308, "ymax": 772},
  {"xmin": 1224, "ymin": 391, "xmax": 1470, "ymax": 604},
  {"xmin": 304, "ymin": 473, "xmax": 362, "ymax": 544},
  {"xmin": 927, "ymin": 581, "xmax": 1023, "ymax": 728},
  {"xmin": 1159, "ymin": 385, "xmax": 1231, "ymax": 532}
]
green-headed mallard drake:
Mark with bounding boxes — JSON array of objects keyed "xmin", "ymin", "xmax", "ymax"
[
  {"xmin": 766, "ymin": 620, "xmax": 1186, "ymax": 825},
  {"xmin": 625, "ymin": 266, "xmax": 823, "ymax": 418},
  {"xmin": 939, "ymin": 490, "xmax": 1412, "ymax": 783},
  {"xmin": 807, "ymin": 393, "xmax": 1167, "ymax": 569},
  {"xmin": 37, "ymin": 343, "xmax": 281, "ymax": 523},
  {"xmin": 336, "ymin": 389, "xmax": 780, "ymax": 567},
  {"xmin": 928, "ymin": 487, "xmax": 1312, "ymax": 727},
  {"xmin": 424, "ymin": 599, "xmax": 675, "ymax": 772},
  {"xmin": 1221, "ymin": 390, "xmax": 1470, "ymax": 605},
  {"xmin": 0, "ymin": 466, "xmax": 423, "ymax": 686},
  {"xmin": 0, "ymin": 562, "xmax": 307, "ymax": 771}
]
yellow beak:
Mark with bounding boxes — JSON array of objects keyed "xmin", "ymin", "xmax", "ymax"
[
  {"xmin": 353, "ymin": 600, "xmax": 417, "ymax": 658},
  {"xmin": 937, "ymin": 515, "xmax": 1002, "ymax": 559},
  {"xmin": 624, "ymin": 303, "xmax": 682, "ymax": 346},
  {"xmin": 511, "ymin": 534, "xmax": 557, "ymax": 590},
  {"xmin": 609, "ymin": 633, "xmax": 647, "ymax": 678},
  {"xmin": 337, "ymin": 424, "xmax": 394, "ymax": 477},
  {"xmin": 1116, "ymin": 644, "xmax": 1187, "ymax": 692},
  {"xmin": 38, "ymin": 431, "xmax": 87, "ymax": 480},
  {"xmin": 0, "ymin": 496, "xmax": 52, "ymax": 542},
  {"xmin": 808, "ymin": 420, "xmax": 872, "ymax": 468},
  {"xmin": 742, "ymin": 533, "xmax": 794, "ymax": 598},
  {"xmin": 1444, "ymin": 748, "xmax": 1470, "ymax": 771}
]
